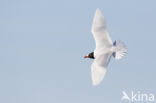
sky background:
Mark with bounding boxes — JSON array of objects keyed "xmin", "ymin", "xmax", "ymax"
[{"xmin": 0, "ymin": 0, "xmax": 156, "ymax": 103}]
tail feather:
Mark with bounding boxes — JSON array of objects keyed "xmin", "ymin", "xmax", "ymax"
[{"xmin": 113, "ymin": 40, "xmax": 127, "ymax": 59}]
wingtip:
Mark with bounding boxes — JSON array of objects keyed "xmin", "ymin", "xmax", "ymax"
[
  {"xmin": 92, "ymin": 82, "xmax": 99, "ymax": 86},
  {"xmin": 94, "ymin": 8, "xmax": 104, "ymax": 18},
  {"xmin": 92, "ymin": 79, "xmax": 102, "ymax": 86},
  {"xmin": 96, "ymin": 8, "xmax": 101, "ymax": 12}
]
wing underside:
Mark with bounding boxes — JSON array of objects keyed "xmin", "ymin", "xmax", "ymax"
[
  {"xmin": 91, "ymin": 52, "xmax": 112, "ymax": 85},
  {"xmin": 91, "ymin": 9, "xmax": 114, "ymax": 86},
  {"xmin": 91, "ymin": 9, "xmax": 113, "ymax": 51}
]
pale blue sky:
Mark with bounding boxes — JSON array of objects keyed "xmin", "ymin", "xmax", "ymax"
[{"xmin": 0, "ymin": 0, "xmax": 156, "ymax": 103}]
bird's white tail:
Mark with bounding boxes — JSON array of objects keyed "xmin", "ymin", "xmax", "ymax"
[{"xmin": 113, "ymin": 40, "xmax": 127, "ymax": 59}]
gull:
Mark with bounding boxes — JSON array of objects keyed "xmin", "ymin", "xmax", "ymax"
[{"xmin": 84, "ymin": 9, "xmax": 127, "ymax": 86}]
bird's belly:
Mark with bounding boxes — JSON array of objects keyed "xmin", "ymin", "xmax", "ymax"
[
  {"xmin": 95, "ymin": 51, "xmax": 113, "ymax": 67},
  {"xmin": 94, "ymin": 46, "xmax": 114, "ymax": 57}
]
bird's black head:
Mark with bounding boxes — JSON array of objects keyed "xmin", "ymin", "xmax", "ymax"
[{"xmin": 84, "ymin": 52, "xmax": 95, "ymax": 59}]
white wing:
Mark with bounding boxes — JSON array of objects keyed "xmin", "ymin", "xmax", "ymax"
[
  {"xmin": 91, "ymin": 9, "xmax": 114, "ymax": 85},
  {"xmin": 91, "ymin": 9, "xmax": 113, "ymax": 53},
  {"xmin": 91, "ymin": 51, "xmax": 112, "ymax": 85}
]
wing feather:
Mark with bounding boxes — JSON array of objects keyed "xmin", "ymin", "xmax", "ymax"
[
  {"xmin": 91, "ymin": 52, "xmax": 112, "ymax": 85},
  {"xmin": 91, "ymin": 9, "xmax": 114, "ymax": 86},
  {"xmin": 91, "ymin": 9, "xmax": 113, "ymax": 52}
]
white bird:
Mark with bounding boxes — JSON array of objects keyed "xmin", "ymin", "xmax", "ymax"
[{"xmin": 84, "ymin": 9, "xmax": 127, "ymax": 86}]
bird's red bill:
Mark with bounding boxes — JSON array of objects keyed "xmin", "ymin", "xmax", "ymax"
[{"xmin": 84, "ymin": 56, "xmax": 88, "ymax": 58}]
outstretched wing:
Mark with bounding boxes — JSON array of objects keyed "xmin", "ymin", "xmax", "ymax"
[
  {"xmin": 91, "ymin": 9, "xmax": 114, "ymax": 86},
  {"xmin": 91, "ymin": 52, "xmax": 112, "ymax": 86},
  {"xmin": 91, "ymin": 9, "xmax": 113, "ymax": 53}
]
